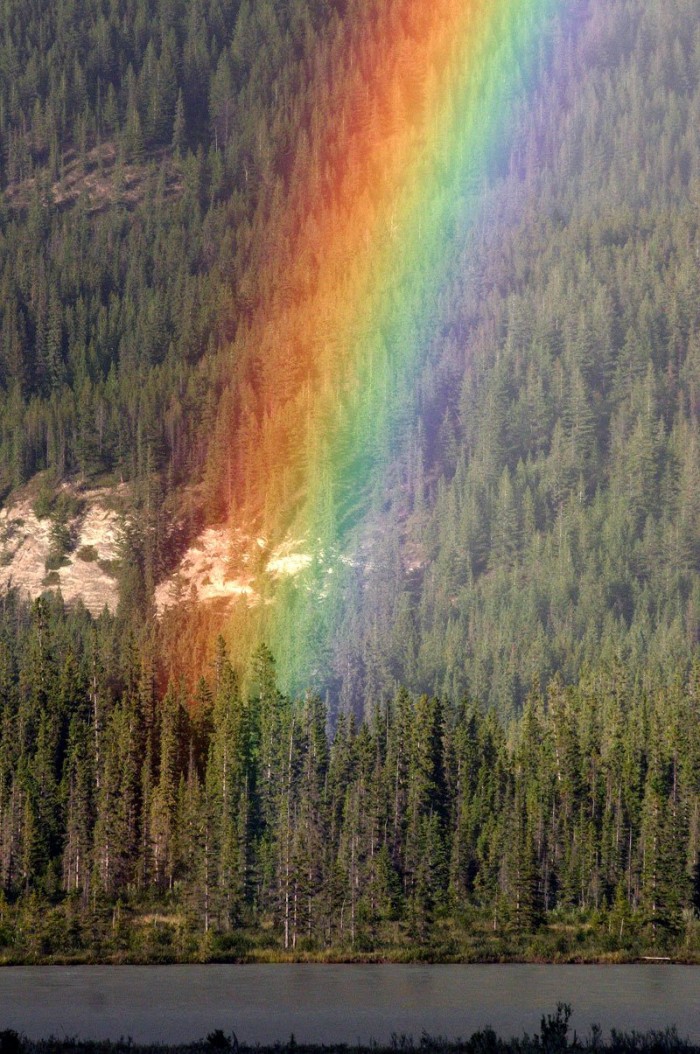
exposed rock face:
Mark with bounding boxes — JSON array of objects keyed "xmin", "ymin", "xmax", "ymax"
[
  {"xmin": 0, "ymin": 475, "xmax": 324, "ymax": 620},
  {"xmin": 265, "ymin": 539, "xmax": 313, "ymax": 578},
  {"xmin": 0, "ymin": 487, "xmax": 122, "ymax": 615},
  {"xmin": 155, "ymin": 526, "xmax": 316, "ymax": 613},
  {"xmin": 154, "ymin": 526, "xmax": 259, "ymax": 611},
  {"xmin": 0, "ymin": 477, "xmax": 411, "ymax": 623}
]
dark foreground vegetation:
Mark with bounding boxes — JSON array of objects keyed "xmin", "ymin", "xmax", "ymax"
[{"xmin": 0, "ymin": 1008, "xmax": 697, "ymax": 1054}]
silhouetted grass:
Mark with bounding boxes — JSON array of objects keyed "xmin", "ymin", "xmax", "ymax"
[{"xmin": 1, "ymin": 1007, "xmax": 696, "ymax": 1054}]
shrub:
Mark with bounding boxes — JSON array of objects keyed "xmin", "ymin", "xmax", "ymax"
[
  {"xmin": 32, "ymin": 486, "xmax": 54, "ymax": 520},
  {"xmin": 44, "ymin": 551, "xmax": 70, "ymax": 572},
  {"xmin": 206, "ymin": 1031, "xmax": 232, "ymax": 1051},
  {"xmin": 0, "ymin": 1030, "xmax": 22, "ymax": 1054},
  {"xmin": 98, "ymin": 558, "xmax": 120, "ymax": 576}
]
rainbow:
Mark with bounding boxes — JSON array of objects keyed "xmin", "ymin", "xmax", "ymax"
[{"xmin": 203, "ymin": 0, "xmax": 563, "ymax": 696}]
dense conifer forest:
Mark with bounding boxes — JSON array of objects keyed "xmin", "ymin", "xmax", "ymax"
[
  {"xmin": 0, "ymin": 594, "xmax": 698, "ymax": 962},
  {"xmin": 1, "ymin": 0, "xmax": 697, "ymax": 710},
  {"xmin": 0, "ymin": 0, "xmax": 698, "ymax": 959}
]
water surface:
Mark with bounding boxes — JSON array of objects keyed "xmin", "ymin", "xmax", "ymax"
[{"xmin": 1, "ymin": 965, "xmax": 698, "ymax": 1044}]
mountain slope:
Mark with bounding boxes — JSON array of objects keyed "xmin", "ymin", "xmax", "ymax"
[
  {"xmin": 308, "ymin": 0, "xmax": 700, "ymax": 712},
  {"xmin": 0, "ymin": 0, "xmax": 698, "ymax": 716},
  {"xmin": 150, "ymin": 0, "xmax": 700, "ymax": 714},
  {"xmin": 0, "ymin": 0, "xmax": 699, "ymax": 960}
]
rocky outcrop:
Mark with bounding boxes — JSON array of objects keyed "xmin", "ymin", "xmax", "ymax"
[
  {"xmin": 0, "ymin": 486, "xmax": 123, "ymax": 615},
  {"xmin": 154, "ymin": 526, "xmax": 318, "ymax": 614}
]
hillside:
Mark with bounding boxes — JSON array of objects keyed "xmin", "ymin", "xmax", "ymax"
[
  {"xmin": 337, "ymin": 0, "xmax": 700, "ymax": 713},
  {"xmin": 0, "ymin": 0, "xmax": 696, "ymax": 717},
  {"xmin": 153, "ymin": 0, "xmax": 700, "ymax": 715},
  {"xmin": 0, "ymin": 0, "xmax": 698, "ymax": 963},
  {"xmin": 0, "ymin": 0, "xmax": 698, "ymax": 713},
  {"xmin": 0, "ymin": 0, "xmax": 339, "ymax": 588}
]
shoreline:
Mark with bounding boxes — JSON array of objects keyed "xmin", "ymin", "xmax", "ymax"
[{"xmin": 1, "ymin": 952, "xmax": 698, "ymax": 966}]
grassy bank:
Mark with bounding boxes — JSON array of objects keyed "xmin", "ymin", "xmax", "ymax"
[
  {"xmin": 1, "ymin": 909, "xmax": 699, "ymax": 966},
  {"xmin": 1, "ymin": 947, "xmax": 699, "ymax": 966}
]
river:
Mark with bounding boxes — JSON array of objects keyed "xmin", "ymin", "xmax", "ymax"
[{"xmin": 1, "ymin": 965, "xmax": 698, "ymax": 1044}]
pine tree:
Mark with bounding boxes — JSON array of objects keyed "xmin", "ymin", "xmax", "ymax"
[{"xmin": 172, "ymin": 90, "xmax": 187, "ymax": 155}]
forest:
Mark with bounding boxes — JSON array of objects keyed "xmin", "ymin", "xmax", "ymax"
[
  {"xmin": 0, "ymin": 0, "xmax": 699, "ymax": 960},
  {"xmin": 0, "ymin": 593, "xmax": 698, "ymax": 962},
  {"xmin": 0, "ymin": 0, "xmax": 698, "ymax": 711}
]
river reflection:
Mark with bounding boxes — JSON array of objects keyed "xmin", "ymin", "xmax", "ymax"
[{"xmin": 0, "ymin": 964, "xmax": 698, "ymax": 1044}]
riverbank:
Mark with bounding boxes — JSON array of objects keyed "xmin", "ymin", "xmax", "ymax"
[
  {"xmin": 0, "ymin": 948, "xmax": 695, "ymax": 965},
  {"xmin": 1, "ymin": 906, "xmax": 699, "ymax": 966}
]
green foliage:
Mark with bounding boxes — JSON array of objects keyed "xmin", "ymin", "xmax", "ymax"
[
  {"xmin": 32, "ymin": 485, "xmax": 55, "ymax": 521},
  {"xmin": 0, "ymin": 593, "xmax": 696, "ymax": 961},
  {"xmin": 0, "ymin": 0, "xmax": 697, "ymax": 969},
  {"xmin": 42, "ymin": 491, "xmax": 83, "ymax": 570},
  {"xmin": 257, "ymin": 0, "xmax": 700, "ymax": 713},
  {"xmin": 0, "ymin": 0, "xmax": 338, "ymax": 523},
  {"xmin": 0, "ymin": 0, "xmax": 697, "ymax": 721}
]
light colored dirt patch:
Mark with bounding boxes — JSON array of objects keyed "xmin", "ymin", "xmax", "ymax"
[
  {"xmin": 155, "ymin": 526, "xmax": 259, "ymax": 613},
  {"xmin": 266, "ymin": 538, "xmax": 312, "ymax": 577},
  {"xmin": 0, "ymin": 505, "xmax": 54, "ymax": 597},
  {"xmin": 55, "ymin": 502, "xmax": 121, "ymax": 613},
  {"xmin": 155, "ymin": 526, "xmax": 345, "ymax": 616},
  {"xmin": 4, "ymin": 142, "xmax": 181, "ymax": 215},
  {"xmin": 0, "ymin": 492, "xmax": 122, "ymax": 615},
  {"xmin": 155, "ymin": 526, "xmax": 317, "ymax": 614}
]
